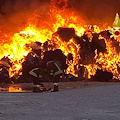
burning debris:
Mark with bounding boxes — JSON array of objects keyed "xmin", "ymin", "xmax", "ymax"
[
  {"xmin": 91, "ymin": 69, "xmax": 113, "ymax": 82},
  {"xmin": 0, "ymin": 26, "xmax": 117, "ymax": 84},
  {"xmin": 55, "ymin": 27, "xmax": 75, "ymax": 42},
  {"xmin": 8, "ymin": 86, "xmax": 22, "ymax": 92},
  {"xmin": 0, "ymin": 0, "xmax": 120, "ymax": 91}
]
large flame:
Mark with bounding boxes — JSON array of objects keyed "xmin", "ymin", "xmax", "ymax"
[
  {"xmin": 0, "ymin": 0, "xmax": 120, "ymax": 80},
  {"xmin": 0, "ymin": 0, "xmax": 85, "ymax": 78}
]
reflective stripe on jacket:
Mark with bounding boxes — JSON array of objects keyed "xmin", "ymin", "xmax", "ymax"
[
  {"xmin": 33, "ymin": 84, "xmax": 41, "ymax": 87},
  {"xmin": 53, "ymin": 63, "xmax": 63, "ymax": 77},
  {"xmin": 29, "ymin": 68, "xmax": 43, "ymax": 78}
]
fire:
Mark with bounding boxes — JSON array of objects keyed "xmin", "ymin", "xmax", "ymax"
[
  {"xmin": 0, "ymin": 0, "xmax": 86, "ymax": 78},
  {"xmin": 95, "ymin": 40, "xmax": 120, "ymax": 79},
  {"xmin": 0, "ymin": 0, "xmax": 120, "ymax": 80},
  {"xmin": 8, "ymin": 86, "xmax": 22, "ymax": 92}
]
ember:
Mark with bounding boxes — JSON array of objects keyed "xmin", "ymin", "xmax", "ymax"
[{"xmin": 0, "ymin": 0, "xmax": 119, "ymax": 83}]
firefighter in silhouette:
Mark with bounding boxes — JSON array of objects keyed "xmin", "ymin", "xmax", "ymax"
[
  {"xmin": 29, "ymin": 68, "xmax": 44, "ymax": 92},
  {"xmin": 43, "ymin": 49, "xmax": 68, "ymax": 92},
  {"xmin": 29, "ymin": 67, "xmax": 51, "ymax": 92},
  {"xmin": 47, "ymin": 60, "xmax": 63, "ymax": 92}
]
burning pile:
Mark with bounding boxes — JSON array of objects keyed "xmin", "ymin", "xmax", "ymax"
[{"xmin": 0, "ymin": 0, "xmax": 119, "ymax": 84}]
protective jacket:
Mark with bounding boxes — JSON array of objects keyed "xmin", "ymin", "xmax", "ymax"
[
  {"xmin": 47, "ymin": 61, "xmax": 63, "ymax": 78},
  {"xmin": 29, "ymin": 68, "xmax": 46, "ymax": 92}
]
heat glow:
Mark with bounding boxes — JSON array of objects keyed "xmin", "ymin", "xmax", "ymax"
[
  {"xmin": 8, "ymin": 86, "xmax": 22, "ymax": 92},
  {"xmin": 0, "ymin": 0, "xmax": 120, "ymax": 80}
]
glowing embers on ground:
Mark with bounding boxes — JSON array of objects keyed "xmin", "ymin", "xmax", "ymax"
[{"xmin": 8, "ymin": 86, "xmax": 22, "ymax": 92}]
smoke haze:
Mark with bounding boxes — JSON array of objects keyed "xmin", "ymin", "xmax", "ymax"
[
  {"xmin": 0, "ymin": 0, "xmax": 120, "ymax": 34},
  {"xmin": 69, "ymin": 0, "xmax": 120, "ymax": 26},
  {"xmin": 0, "ymin": 0, "xmax": 50, "ymax": 33}
]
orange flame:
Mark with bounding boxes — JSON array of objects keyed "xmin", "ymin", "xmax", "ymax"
[
  {"xmin": 0, "ymin": 0, "xmax": 86, "ymax": 78},
  {"xmin": 0, "ymin": 0, "xmax": 119, "ymax": 80},
  {"xmin": 8, "ymin": 86, "xmax": 22, "ymax": 92}
]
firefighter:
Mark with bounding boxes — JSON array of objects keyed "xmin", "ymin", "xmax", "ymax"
[
  {"xmin": 29, "ymin": 67, "xmax": 47, "ymax": 92},
  {"xmin": 47, "ymin": 60, "xmax": 63, "ymax": 92}
]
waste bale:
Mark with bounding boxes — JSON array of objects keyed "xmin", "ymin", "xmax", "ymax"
[
  {"xmin": 91, "ymin": 69, "xmax": 113, "ymax": 82},
  {"xmin": 67, "ymin": 53, "xmax": 73, "ymax": 61},
  {"xmin": 56, "ymin": 27, "xmax": 75, "ymax": 42},
  {"xmin": 91, "ymin": 33, "xmax": 106, "ymax": 54},
  {"xmin": 74, "ymin": 35, "xmax": 95, "ymax": 65},
  {"xmin": 43, "ymin": 49, "xmax": 68, "ymax": 70},
  {"xmin": 0, "ymin": 65, "xmax": 10, "ymax": 83}
]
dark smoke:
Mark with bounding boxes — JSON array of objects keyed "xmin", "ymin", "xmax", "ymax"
[
  {"xmin": 69, "ymin": 0, "xmax": 120, "ymax": 27},
  {"xmin": 0, "ymin": 0, "xmax": 119, "ymax": 34},
  {"xmin": 0, "ymin": 0, "xmax": 50, "ymax": 34}
]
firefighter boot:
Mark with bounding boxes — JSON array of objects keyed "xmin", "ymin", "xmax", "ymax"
[
  {"xmin": 52, "ymin": 83, "xmax": 59, "ymax": 92},
  {"xmin": 33, "ymin": 85, "xmax": 43, "ymax": 93}
]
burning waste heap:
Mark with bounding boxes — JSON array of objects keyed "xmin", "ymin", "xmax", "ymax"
[
  {"xmin": 0, "ymin": 26, "xmax": 117, "ymax": 84},
  {"xmin": 0, "ymin": 0, "xmax": 120, "ymax": 89}
]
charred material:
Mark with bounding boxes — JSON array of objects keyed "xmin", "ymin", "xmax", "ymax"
[
  {"xmin": 111, "ymin": 41, "xmax": 120, "ymax": 53},
  {"xmin": 117, "ymin": 64, "xmax": 120, "ymax": 74},
  {"xmin": 74, "ymin": 31, "xmax": 107, "ymax": 65},
  {"xmin": 56, "ymin": 27, "xmax": 75, "ymax": 42},
  {"xmin": 100, "ymin": 30, "xmax": 120, "ymax": 53},
  {"xmin": 77, "ymin": 65, "xmax": 85, "ymax": 80},
  {"xmin": 0, "ymin": 65, "xmax": 10, "ymax": 83},
  {"xmin": 91, "ymin": 69, "xmax": 113, "ymax": 82},
  {"xmin": 67, "ymin": 53, "xmax": 73, "ymax": 61},
  {"xmin": 91, "ymin": 33, "xmax": 106, "ymax": 54},
  {"xmin": 43, "ymin": 49, "xmax": 68, "ymax": 70},
  {"xmin": 0, "ymin": 57, "xmax": 12, "ymax": 83},
  {"xmin": 74, "ymin": 34, "xmax": 95, "ymax": 65},
  {"xmin": 1, "ymin": 27, "xmax": 120, "ymax": 84},
  {"xmin": 99, "ymin": 30, "xmax": 113, "ymax": 40},
  {"xmin": 43, "ymin": 39, "xmax": 58, "ymax": 51},
  {"xmin": 0, "ymin": 56, "xmax": 12, "ymax": 67}
]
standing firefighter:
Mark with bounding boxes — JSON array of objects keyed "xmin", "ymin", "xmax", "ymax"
[
  {"xmin": 43, "ymin": 49, "xmax": 68, "ymax": 92},
  {"xmin": 47, "ymin": 61, "xmax": 63, "ymax": 92}
]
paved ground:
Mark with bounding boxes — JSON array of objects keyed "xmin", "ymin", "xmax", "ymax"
[{"xmin": 0, "ymin": 84, "xmax": 120, "ymax": 120}]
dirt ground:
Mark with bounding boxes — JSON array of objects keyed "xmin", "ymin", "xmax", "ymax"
[
  {"xmin": 0, "ymin": 81, "xmax": 117, "ymax": 92},
  {"xmin": 1, "ymin": 83, "xmax": 120, "ymax": 120}
]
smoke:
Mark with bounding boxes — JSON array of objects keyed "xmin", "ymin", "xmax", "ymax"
[
  {"xmin": 69, "ymin": 0, "xmax": 120, "ymax": 27},
  {"xmin": 0, "ymin": 0, "xmax": 120, "ymax": 34},
  {"xmin": 0, "ymin": 0, "xmax": 50, "ymax": 34}
]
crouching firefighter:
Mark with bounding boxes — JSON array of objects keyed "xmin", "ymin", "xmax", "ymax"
[
  {"xmin": 29, "ymin": 68, "xmax": 48, "ymax": 92},
  {"xmin": 47, "ymin": 61, "xmax": 63, "ymax": 92}
]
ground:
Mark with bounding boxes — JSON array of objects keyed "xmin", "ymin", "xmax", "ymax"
[
  {"xmin": 0, "ymin": 82, "xmax": 120, "ymax": 120},
  {"xmin": 0, "ymin": 81, "xmax": 116, "ymax": 92}
]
